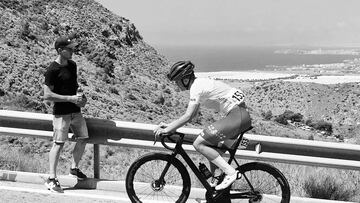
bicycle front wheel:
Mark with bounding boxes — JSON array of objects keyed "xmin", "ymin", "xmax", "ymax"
[
  {"xmin": 231, "ymin": 162, "xmax": 291, "ymax": 203},
  {"xmin": 126, "ymin": 152, "xmax": 191, "ymax": 203}
]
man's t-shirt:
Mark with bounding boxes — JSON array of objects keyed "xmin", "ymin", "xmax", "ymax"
[
  {"xmin": 189, "ymin": 78, "xmax": 245, "ymax": 116},
  {"xmin": 44, "ymin": 60, "xmax": 80, "ymax": 115}
]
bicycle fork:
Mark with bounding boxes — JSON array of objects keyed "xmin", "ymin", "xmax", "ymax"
[{"xmin": 154, "ymin": 155, "xmax": 177, "ymax": 190}]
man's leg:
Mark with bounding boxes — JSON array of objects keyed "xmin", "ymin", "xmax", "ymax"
[
  {"xmin": 46, "ymin": 115, "xmax": 69, "ymax": 193},
  {"xmin": 50, "ymin": 115, "xmax": 70, "ymax": 178},
  {"xmin": 69, "ymin": 113, "xmax": 89, "ymax": 180},
  {"xmin": 46, "ymin": 145, "xmax": 64, "ymax": 193},
  {"xmin": 71, "ymin": 140, "xmax": 86, "ymax": 169},
  {"xmin": 49, "ymin": 142, "xmax": 64, "ymax": 179},
  {"xmin": 70, "ymin": 113, "xmax": 88, "ymax": 168}
]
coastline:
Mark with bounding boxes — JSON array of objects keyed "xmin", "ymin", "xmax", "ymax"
[
  {"xmin": 196, "ymin": 71, "xmax": 294, "ymax": 80},
  {"xmin": 196, "ymin": 71, "xmax": 360, "ymax": 84},
  {"xmin": 183, "ymin": 47, "xmax": 360, "ymax": 84}
]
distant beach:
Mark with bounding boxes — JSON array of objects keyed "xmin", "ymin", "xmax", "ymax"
[
  {"xmin": 196, "ymin": 71, "xmax": 360, "ymax": 84},
  {"xmin": 196, "ymin": 71, "xmax": 293, "ymax": 81}
]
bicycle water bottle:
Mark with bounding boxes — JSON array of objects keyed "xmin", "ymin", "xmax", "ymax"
[{"xmin": 199, "ymin": 163, "xmax": 212, "ymax": 179}]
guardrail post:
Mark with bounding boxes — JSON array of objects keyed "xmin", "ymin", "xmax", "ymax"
[{"xmin": 94, "ymin": 144, "xmax": 100, "ymax": 179}]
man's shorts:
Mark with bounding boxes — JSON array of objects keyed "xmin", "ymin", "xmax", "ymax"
[
  {"xmin": 52, "ymin": 113, "xmax": 89, "ymax": 143},
  {"xmin": 201, "ymin": 105, "xmax": 251, "ymax": 147}
]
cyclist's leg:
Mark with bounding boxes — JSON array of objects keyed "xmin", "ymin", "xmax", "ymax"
[
  {"xmin": 193, "ymin": 105, "xmax": 251, "ymax": 161},
  {"xmin": 193, "ymin": 105, "xmax": 251, "ymax": 189},
  {"xmin": 209, "ymin": 160, "xmax": 218, "ymax": 174},
  {"xmin": 209, "ymin": 148, "xmax": 226, "ymax": 176}
]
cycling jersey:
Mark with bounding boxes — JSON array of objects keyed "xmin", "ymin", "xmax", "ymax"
[{"xmin": 189, "ymin": 78, "xmax": 245, "ymax": 116}]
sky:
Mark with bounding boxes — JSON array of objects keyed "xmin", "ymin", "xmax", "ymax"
[{"xmin": 96, "ymin": 0, "xmax": 360, "ymax": 48}]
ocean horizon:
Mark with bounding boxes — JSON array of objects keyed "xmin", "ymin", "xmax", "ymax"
[{"xmin": 156, "ymin": 45, "xmax": 359, "ymax": 72}]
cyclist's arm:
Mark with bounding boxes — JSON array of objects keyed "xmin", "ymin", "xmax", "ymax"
[{"xmin": 164, "ymin": 102, "xmax": 200, "ymax": 133}]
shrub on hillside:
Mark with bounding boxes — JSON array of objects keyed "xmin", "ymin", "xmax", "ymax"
[
  {"xmin": 274, "ymin": 114, "xmax": 288, "ymax": 125},
  {"xmin": 303, "ymin": 175, "xmax": 356, "ymax": 201},
  {"xmin": 0, "ymin": 88, "xmax": 5, "ymax": 96},
  {"xmin": 307, "ymin": 120, "xmax": 333, "ymax": 134},
  {"xmin": 87, "ymin": 49, "xmax": 115, "ymax": 77},
  {"xmin": 153, "ymin": 94, "xmax": 165, "ymax": 105},
  {"xmin": 282, "ymin": 110, "xmax": 303, "ymax": 122},
  {"xmin": 261, "ymin": 110, "xmax": 273, "ymax": 120},
  {"xmin": 274, "ymin": 110, "xmax": 304, "ymax": 125},
  {"xmin": 305, "ymin": 119, "xmax": 312, "ymax": 126},
  {"xmin": 124, "ymin": 67, "xmax": 131, "ymax": 75},
  {"xmin": 20, "ymin": 21, "xmax": 31, "ymax": 40},
  {"xmin": 109, "ymin": 86, "xmax": 119, "ymax": 95}
]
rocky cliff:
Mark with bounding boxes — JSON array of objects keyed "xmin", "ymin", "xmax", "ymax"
[{"xmin": 0, "ymin": 0, "xmax": 191, "ymax": 124}]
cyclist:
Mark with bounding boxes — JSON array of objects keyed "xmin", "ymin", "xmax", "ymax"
[{"xmin": 154, "ymin": 61, "xmax": 251, "ymax": 190}]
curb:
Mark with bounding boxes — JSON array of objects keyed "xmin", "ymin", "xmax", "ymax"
[{"xmin": 0, "ymin": 170, "xmax": 126, "ymax": 192}]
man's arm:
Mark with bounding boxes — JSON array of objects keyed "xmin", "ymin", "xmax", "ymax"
[{"xmin": 43, "ymin": 85, "xmax": 81, "ymax": 104}]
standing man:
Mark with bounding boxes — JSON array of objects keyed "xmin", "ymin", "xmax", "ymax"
[{"xmin": 43, "ymin": 36, "xmax": 88, "ymax": 193}]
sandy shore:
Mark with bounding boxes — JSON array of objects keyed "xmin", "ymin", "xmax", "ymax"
[
  {"xmin": 196, "ymin": 71, "xmax": 360, "ymax": 84},
  {"xmin": 196, "ymin": 71, "xmax": 294, "ymax": 80},
  {"xmin": 283, "ymin": 75, "xmax": 360, "ymax": 84}
]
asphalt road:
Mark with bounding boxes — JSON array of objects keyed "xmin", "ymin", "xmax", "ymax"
[
  {"xmin": 0, "ymin": 180, "xmax": 355, "ymax": 203},
  {"xmin": 0, "ymin": 181, "xmax": 128, "ymax": 203}
]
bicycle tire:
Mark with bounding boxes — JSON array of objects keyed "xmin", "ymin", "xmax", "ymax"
[
  {"xmin": 231, "ymin": 162, "xmax": 291, "ymax": 203},
  {"xmin": 126, "ymin": 152, "xmax": 191, "ymax": 203}
]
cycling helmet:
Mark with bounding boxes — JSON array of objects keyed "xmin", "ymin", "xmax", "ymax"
[{"xmin": 167, "ymin": 61, "xmax": 195, "ymax": 81}]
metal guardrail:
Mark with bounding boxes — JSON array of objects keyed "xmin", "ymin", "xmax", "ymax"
[{"xmin": 1, "ymin": 110, "xmax": 360, "ymax": 179}]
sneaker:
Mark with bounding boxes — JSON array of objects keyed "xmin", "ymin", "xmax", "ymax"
[
  {"xmin": 45, "ymin": 178, "xmax": 63, "ymax": 193},
  {"xmin": 215, "ymin": 170, "xmax": 241, "ymax": 191},
  {"xmin": 69, "ymin": 168, "xmax": 87, "ymax": 180}
]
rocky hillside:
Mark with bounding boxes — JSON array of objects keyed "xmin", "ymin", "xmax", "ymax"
[
  {"xmin": 0, "ymin": 0, "xmax": 359, "ymax": 145},
  {"xmin": 228, "ymin": 80, "xmax": 360, "ymax": 143},
  {"xmin": 0, "ymin": 0, "xmax": 192, "ymax": 124}
]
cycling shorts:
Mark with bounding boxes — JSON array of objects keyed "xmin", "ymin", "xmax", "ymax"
[{"xmin": 200, "ymin": 104, "xmax": 251, "ymax": 146}]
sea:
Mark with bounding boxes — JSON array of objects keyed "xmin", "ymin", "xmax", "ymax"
[{"xmin": 156, "ymin": 46, "xmax": 359, "ymax": 72}]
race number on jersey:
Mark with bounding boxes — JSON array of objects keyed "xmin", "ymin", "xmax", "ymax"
[{"xmin": 227, "ymin": 88, "xmax": 245, "ymax": 105}]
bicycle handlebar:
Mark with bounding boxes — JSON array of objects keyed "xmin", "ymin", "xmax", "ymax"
[{"xmin": 155, "ymin": 132, "xmax": 185, "ymax": 151}]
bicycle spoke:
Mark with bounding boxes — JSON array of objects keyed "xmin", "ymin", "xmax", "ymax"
[
  {"xmin": 160, "ymin": 189, "xmax": 180, "ymax": 202},
  {"xmin": 230, "ymin": 164, "xmax": 289, "ymax": 203},
  {"xmin": 127, "ymin": 154, "xmax": 190, "ymax": 203}
]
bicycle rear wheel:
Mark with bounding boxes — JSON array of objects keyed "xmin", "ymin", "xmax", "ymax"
[
  {"xmin": 230, "ymin": 162, "xmax": 291, "ymax": 203},
  {"xmin": 126, "ymin": 152, "xmax": 191, "ymax": 203}
]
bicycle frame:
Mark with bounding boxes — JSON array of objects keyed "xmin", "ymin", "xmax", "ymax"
[{"xmin": 158, "ymin": 129, "xmax": 254, "ymax": 200}]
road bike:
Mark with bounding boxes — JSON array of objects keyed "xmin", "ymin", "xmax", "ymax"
[{"xmin": 126, "ymin": 126, "xmax": 291, "ymax": 203}]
